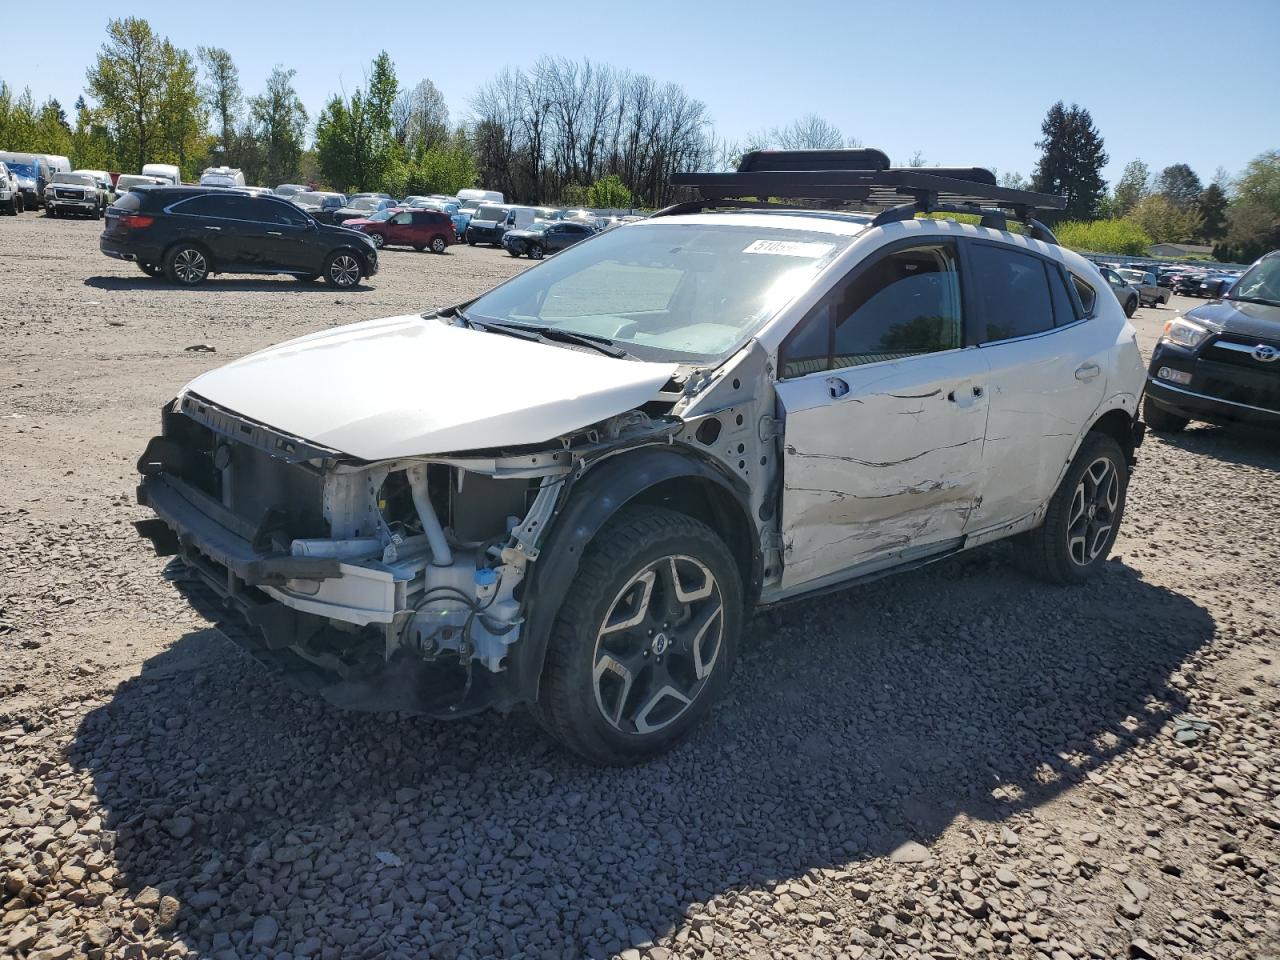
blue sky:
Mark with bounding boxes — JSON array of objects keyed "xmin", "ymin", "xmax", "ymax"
[{"xmin": 6, "ymin": 0, "xmax": 1278, "ymax": 185}]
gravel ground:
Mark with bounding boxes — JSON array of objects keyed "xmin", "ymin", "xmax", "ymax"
[{"xmin": 1, "ymin": 212, "xmax": 1277, "ymax": 960}]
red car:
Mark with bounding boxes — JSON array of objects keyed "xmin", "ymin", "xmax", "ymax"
[{"xmin": 344, "ymin": 208, "xmax": 456, "ymax": 253}]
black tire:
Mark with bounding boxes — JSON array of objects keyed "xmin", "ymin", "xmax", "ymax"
[
  {"xmin": 532, "ymin": 506, "xmax": 742, "ymax": 765},
  {"xmin": 138, "ymin": 261, "xmax": 162, "ymax": 278},
  {"xmin": 1014, "ymin": 432, "xmax": 1129, "ymax": 585},
  {"xmin": 1143, "ymin": 395, "xmax": 1189, "ymax": 433},
  {"xmin": 95, "ymin": 204, "xmax": 104, "ymax": 220},
  {"xmin": 323, "ymin": 250, "xmax": 363, "ymax": 288},
  {"xmin": 47, "ymin": 206, "xmax": 57, "ymax": 218},
  {"xmin": 508, "ymin": 248, "xmax": 522, "ymax": 257},
  {"xmin": 430, "ymin": 235, "xmax": 447, "ymax": 254},
  {"xmin": 413, "ymin": 243, "xmax": 426, "ymax": 252},
  {"xmin": 1123, "ymin": 295, "xmax": 1137, "ymax": 318},
  {"xmin": 294, "ymin": 273, "xmax": 320, "ymax": 283},
  {"xmin": 164, "ymin": 244, "xmax": 210, "ymax": 286},
  {"xmin": 466, "ymin": 234, "xmax": 476, "ymax": 246},
  {"xmin": 527, "ymin": 243, "xmax": 544, "ymax": 260}
]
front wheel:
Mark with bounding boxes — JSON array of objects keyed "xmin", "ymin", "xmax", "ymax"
[
  {"xmin": 1123, "ymin": 295, "xmax": 1137, "ymax": 318},
  {"xmin": 323, "ymin": 250, "xmax": 363, "ymax": 288},
  {"xmin": 164, "ymin": 244, "xmax": 210, "ymax": 286},
  {"xmin": 369, "ymin": 233, "xmax": 385, "ymax": 249},
  {"xmin": 527, "ymin": 244, "xmax": 544, "ymax": 260},
  {"xmin": 508, "ymin": 248, "xmax": 522, "ymax": 257},
  {"xmin": 532, "ymin": 506, "xmax": 742, "ymax": 765},
  {"xmin": 430, "ymin": 235, "xmax": 447, "ymax": 254},
  {"xmin": 1014, "ymin": 432, "xmax": 1129, "ymax": 585}
]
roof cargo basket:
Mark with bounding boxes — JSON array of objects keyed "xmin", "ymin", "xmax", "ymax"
[{"xmin": 662, "ymin": 148, "xmax": 1066, "ymax": 244}]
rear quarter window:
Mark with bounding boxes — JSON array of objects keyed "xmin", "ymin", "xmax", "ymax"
[{"xmin": 1070, "ymin": 274, "xmax": 1098, "ymax": 317}]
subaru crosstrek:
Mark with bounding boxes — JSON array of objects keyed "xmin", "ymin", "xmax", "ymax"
[{"xmin": 132, "ymin": 152, "xmax": 1146, "ymax": 764}]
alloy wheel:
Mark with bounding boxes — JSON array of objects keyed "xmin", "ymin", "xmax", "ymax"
[
  {"xmin": 592, "ymin": 555, "xmax": 724, "ymax": 735},
  {"xmin": 173, "ymin": 248, "xmax": 207, "ymax": 284},
  {"xmin": 371, "ymin": 233, "xmax": 384, "ymax": 248},
  {"xmin": 1067, "ymin": 456, "xmax": 1119, "ymax": 566},
  {"xmin": 329, "ymin": 254, "xmax": 360, "ymax": 287},
  {"xmin": 431, "ymin": 237, "xmax": 447, "ymax": 254}
]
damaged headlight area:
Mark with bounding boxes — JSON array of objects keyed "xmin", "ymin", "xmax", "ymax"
[{"xmin": 134, "ymin": 392, "xmax": 576, "ymax": 716}]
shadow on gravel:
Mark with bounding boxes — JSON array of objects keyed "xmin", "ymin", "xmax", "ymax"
[
  {"xmin": 70, "ymin": 554, "xmax": 1214, "ymax": 958},
  {"xmin": 1154, "ymin": 425, "xmax": 1280, "ymax": 471},
  {"xmin": 83, "ymin": 276, "xmax": 373, "ymax": 293}
]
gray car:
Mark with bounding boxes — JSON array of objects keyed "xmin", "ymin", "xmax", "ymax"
[{"xmin": 1117, "ymin": 268, "xmax": 1170, "ymax": 307}]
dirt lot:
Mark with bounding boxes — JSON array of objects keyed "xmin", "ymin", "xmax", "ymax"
[{"xmin": 1, "ymin": 211, "xmax": 1277, "ymax": 960}]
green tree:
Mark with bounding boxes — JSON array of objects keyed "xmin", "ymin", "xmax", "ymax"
[
  {"xmin": 155, "ymin": 40, "xmax": 205, "ymax": 178},
  {"xmin": 70, "ymin": 96, "xmax": 113, "ymax": 169},
  {"xmin": 197, "ymin": 46, "xmax": 242, "ymax": 163},
  {"xmin": 1031, "ymin": 101, "xmax": 1108, "ymax": 220},
  {"xmin": 1197, "ymin": 182, "xmax": 1229, "ymax": 241},
  {"xmin": 314, "ymin": 52, "xmax": 399, "ymax": 191},
  {"xmin": 1215, "ymin": 150, "xmax": 1280, "ymax": 263},
  {"xmin": 1125, "ymin": 194, "xmax": 1202, "ymax": 244},
  {"xmin": 586, "ymin": 174, "xmax": 633, "ymax": 208},
  {"xmin": 1156, "ymin": 163, "xmax": 1203, "ymax": 211},
  {"xmin": 1112, "ymin": 159, "xmax": 1150, "ymax": 217},
  {"xmin": 248, "ymin": 67, "xmax": 307, "ymax": 185},
  {"xmin": 85, "ymin": 18, "xmax": 168, "ymax": 171},
  {"xmin": 1054, "ymin": 219, "xmax": 1151, "ymax": 256}
]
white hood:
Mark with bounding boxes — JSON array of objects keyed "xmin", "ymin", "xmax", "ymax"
[{"xmin": 183, "ymin": 314, "xmax": 678, "ymax": 460}]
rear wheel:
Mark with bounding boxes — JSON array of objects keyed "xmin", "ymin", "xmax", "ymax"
[
  {"xmin": 508, "ymin": 248, "xmax": 522, "ymax": 257},
  {"xmin": 1123, "ymin": 295, "xmax": 1138, "ymax": 318},
  {"xmin": 323, "ymin": 250, "xmax": 362, "ymax": 288},
  {"xmin": 137, "ymin": 261, "xmax": 162, "ymax": 278},
  {"xmin": 532, "ymin": 506, "xmax": 742, "ymax": 765},
  {"xmin": 527, "ymin": 243, "xmax": 544, "ymax": 260},
  {"xmin": 413, "ymin": 243, "xmax": 426, "ymax": 252},
  {"xmin": 1143, "ymin": 395, "xmax": 1189, "ymax": 433},
  {"xmin": 294, "ymin": 273, "xmax": 320, "ymax": 283},
  {"xmin": 164, "ymin": 244, "xmax": 210, "ymax": 286},
  {"xmin": 430, "ymin": 235, "xmax": 447, "ymax": 254},
  {"xmin": 1014, "ymin": 432, "xmax": 1128, "ymax": 585}
]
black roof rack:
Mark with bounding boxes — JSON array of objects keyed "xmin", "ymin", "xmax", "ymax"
[{"xmin": 661, "ymin": 148, "xmax": 1066, "ymax": 244}]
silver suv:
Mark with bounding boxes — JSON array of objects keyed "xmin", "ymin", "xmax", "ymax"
[{"xmin": 134, "ymin": 150, "xmax": 1147, "ymax": 764}]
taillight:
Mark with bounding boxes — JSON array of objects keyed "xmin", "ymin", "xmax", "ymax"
[{"xmin": 118, "ymin": 214, "xmax": 155, "ymax": 228}]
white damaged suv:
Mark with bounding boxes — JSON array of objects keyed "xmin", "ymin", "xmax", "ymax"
[{"xmin": 135, "ymin": 150, "xmax": 1147, "ymax": 764}]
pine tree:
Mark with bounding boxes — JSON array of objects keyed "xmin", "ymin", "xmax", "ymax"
[
  {"xmin": 1197, "ymin": 183, "xmax": 1229, "ymax": 241},
  {"xmin": 1157, "ymin": 163, "xmax": 1203, "ymax": 211},
  {"xmin": 1031, "ymin": 101, "xmax": 1108, "ymax": 220}
]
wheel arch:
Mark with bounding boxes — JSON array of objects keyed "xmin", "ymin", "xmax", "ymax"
[
  {"xmin": 1088, "ymin": 405, "xmax": 1141, "ymax": 465},
  {"xmin": 511, "ymin": 444, "xmax": 760, "ymax": 704}
]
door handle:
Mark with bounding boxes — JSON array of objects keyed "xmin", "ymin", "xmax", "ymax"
[
  {"xmin": 826, "ymin": 376, "xmax": 849, "ymax": 399},
  {"xmin": 267, "ymin": 231, "xmax": 283, "ymax": 236},
  {"xmin": 1075, "ymin": 362, "xmax": 1101, "ymax": 381},
  {"xmin": 947, "ymin": 385, "xmax": 985, "ymax": 405},
  {"xmin": 203, "ymin": 225, "xmax": 221, "ymax": 231}
]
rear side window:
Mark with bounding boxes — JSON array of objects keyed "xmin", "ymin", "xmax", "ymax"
[
  {"xmin": 969, "ymin": 243, "xmax": 1054, "ymax": 343},
  {"xmin": 110, "ymin": 191, "xmax": 143, "ymax": 212},
  {"xmin": 781, "ymin": 242, "xmax": 963, "ymax": 377},
  {"xmin": 1071, "ymin": 274, "xmax": 1098, "ymax": 317},
  {"xmin": 1046, "ymin": 264, "xmax": 1079, "ymax": 326}
]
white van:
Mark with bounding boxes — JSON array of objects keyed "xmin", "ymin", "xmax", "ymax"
[
  {"xmin": 115, "ymin": 174, "xmax": 167, "ymax": 192},
  {"xmin": 199, "ymin": 166, "xmax": 245, "ymax": 188},
  {"xmin": 455, "ymin": 188, "xmax": 504, "ymax": 213},
  {"xmin": 44, "ymin": 155, "xmax": 71, "ymax": 176},
  {"xmin": 142, "ymin": 163, "xmax": 181, "ymax": 186}
]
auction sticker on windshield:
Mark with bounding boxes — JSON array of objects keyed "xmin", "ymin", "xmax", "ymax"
[{"xmin": 743, "ymin": 239, "xmax": 835, "ymax": 258}]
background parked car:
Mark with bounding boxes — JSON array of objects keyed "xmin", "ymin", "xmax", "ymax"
[
  {"xmin": 141, "ymin": 163, "xmax": 181, "ymax": 186},
  {"xmin": 291, "ymin": 191, "xmax": 347, "ymax": 223},
  {"xmin": 114, "ymin": 174, "xmax": 168, "ymax": 193},
  {"xmin": 1097, "ymin": 265, "xmax": 1140, "ymax": 317},
  {"xmin": 1172, "ymin": 271, "xmax": 1208, "ymax": 296},
  {"xmin": 273, "ymin": 183, "xmax": 308, "ymax": 198},
  {"xmin": 409, "ymin": 197, "xmax": 471, "ymax": 238},
  {"xmin": 1116, "ymin": 268, "xmax": 1171, "ymax": 307},
  {"xmin": 332, "ymin": 196, "xmax": 398, "ymax": 224},
  {"xmin": 501, "ymin": 220, "xmax": 595, "ymax": 259},
  {"xmin": 0, "ymin": 152, "xmax": 50, "ymax": 209},
  {"xmin": 199, "ymin": 166, "xmax": 246, "ymax": 188},
  {"xmin": 100, "ymin": 186, "xmax": 378, "ymax": 288},
  {"xmin": 1198, "ymin": 272, "xmax": 1239, "ymax": 298},
  {"xmin": 73, "ymin": 170, "xmax": 116, "ymax": 206},
  {"xmin": 465, "ymin": 204, "xmax": 511, "ymax": 245},
  {"xmin": 345, "ymin": 208, "xmax": 456, "ymax": 252},
  {"xmin": 0, "ymin": 161, "xmax": 22, "ymax": 214},
  {"xmin": 45, "ymin": 172, "xmax": 105, "ymax": 218}
]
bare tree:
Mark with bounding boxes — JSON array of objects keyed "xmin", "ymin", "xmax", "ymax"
[
  {"xmin": 393, "ymin": 78, "xmax": 449, "ymax": 154},
  {"xmin": 771, "ymin": 114, "xmax": 845, "ymax": 150}
]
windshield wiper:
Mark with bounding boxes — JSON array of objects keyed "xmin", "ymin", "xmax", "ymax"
[
  {"xmin": 473, "ymin": 319, "xmax": 630, "ymax": 359},
  {"xmin": 459, "ymin": 315, "xmax": 542, "ymax": 343},
  {"xmin": 1227, "ymin": 295, "xmax": 1280, "ymax": 307}
]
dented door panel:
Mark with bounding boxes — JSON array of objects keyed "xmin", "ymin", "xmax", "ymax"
[{"xmin": 774, "ymin": 351, "xmax": 991, "ymax": 590}]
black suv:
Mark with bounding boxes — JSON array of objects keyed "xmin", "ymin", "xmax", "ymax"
[
  {"xmin": 100, "ymin": 187, "xmax": 378, "ymax": 288},
  {"xmin": 1144, "ymin": 249, "xmax": 1280, "ymax": 431}
]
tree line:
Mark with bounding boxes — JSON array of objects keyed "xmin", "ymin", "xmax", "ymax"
[{"xmin": 0, "ymin": 18, "xmax": 1275, "ymax": 260}]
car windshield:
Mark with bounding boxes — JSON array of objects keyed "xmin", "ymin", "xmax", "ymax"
[
  {"xmin": 1117, "ymin": 269, "xmax": 1145, "ymax": 282},
  {"xmin": 464, "ymin": 221, "xmax": 853, "ymax": 362},
  {"xmin": 7, "ymin": 161, "xmax": 35, "ymax": 178},
  {"xmin": 367, "ymin": 209, "xmax": 395, "ymax": 222},
  {"xmin": 52, "ymin": 174, "xmax": 95, "ymax": 186},
  {"xmin": 349, "ymin": 198, "xmax": 378, "ymax": 210},
  {"xmin": 1227, "ymin": 256, "xmax": 1280, "ymax": 306},
  {"xmin": 475, "ymin": 205, "xmax": 507, "ymax": 221}
]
